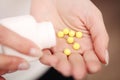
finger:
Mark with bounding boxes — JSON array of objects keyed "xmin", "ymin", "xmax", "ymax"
[
  {"xmin": 0, "ymin": 54, "xmax": 29, "ymax": 71},
  {"xmin": 68, "ymin": 53, "xmax": 87, "ymax": 80},
  {"xmin": 54, "ymin": 52, "xmax": 71, "ymax": 77},
  {"xmin": 40, "ymin": 49, "xmax": 58, "ymax": 67},
  {"xmin": 86, "ymin": 11, "xmax": 109, "ymax": 64},
  {"xmin": 83, "ymin": 50, "xmax": 101, "ymax": 73},
  {"xmin": 0, "ymin": 76, "xmax": 5, "ymax": 80},
  {"xmin": 0, "ymin": 26, "xmax": 42, "ymax": 57}
]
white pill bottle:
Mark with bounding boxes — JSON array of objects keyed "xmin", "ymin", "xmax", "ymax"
[{"xmin": 0, "ymin": 15, "xmax": 56, "ymax": 62}]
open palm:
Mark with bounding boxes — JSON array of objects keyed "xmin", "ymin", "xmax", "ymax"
[{"xmin": 31, "ymin": 0, "xmax": 109, "ymax": 79}]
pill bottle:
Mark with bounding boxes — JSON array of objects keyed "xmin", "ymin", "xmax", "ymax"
[{"xmin": 0, "ymin": 15, "xmax": 56, "ymax": 62}]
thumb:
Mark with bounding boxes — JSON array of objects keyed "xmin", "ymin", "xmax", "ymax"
[
  {"xmin": 86, "ymin": 12, "xmax": 109, "ymax": 64},
  {"xmin": 0, "ymin": 54, "xmax": 29, "ymax": 71}
]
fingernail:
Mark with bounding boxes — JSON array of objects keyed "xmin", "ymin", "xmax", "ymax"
[
  {"xmin": 18, "ymin": 62, "xmax": 30, "ymax": 70},
  {"xmin": 105, "ymin": 50, "xmax": 109, "ymax": 66},
  {"xmin": 30, "ymin": 48, "xmax": 43, "ymax": 57}
]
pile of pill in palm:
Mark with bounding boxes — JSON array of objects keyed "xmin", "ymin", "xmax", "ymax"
[{"xmin": 57, "ymin": 28, "xmax": 83, "ymax": 56}]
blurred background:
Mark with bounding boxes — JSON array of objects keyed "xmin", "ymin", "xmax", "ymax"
[{"xmin": 0, "ymin": 0, "xmax": 120, "ymax": 80}]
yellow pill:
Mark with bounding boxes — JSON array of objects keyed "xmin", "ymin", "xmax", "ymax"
[
  {"xmin": 76, "ymin": 32, "xmax": 83, "ymax": 38},
  {"xmin": 64, "ymin": 48, "xmax": 71, "ymax": 56},
  {"xmin": 57, "ymin": 31, "xmax": 64, "ymax": 38},
  {"xmin": 67, "ymin": 37, "xmax": 74, "ymax": 44},
  {"xmin": 73, "ymin": 43, "xmax": 80, "ymax": 50},
  {"xmin": 69, "ymin": 30, "xmax": 75, "ymax": 37},
  {"xmin": 63, "ymin": 28, "xmax": 69, "ymax": 35}
]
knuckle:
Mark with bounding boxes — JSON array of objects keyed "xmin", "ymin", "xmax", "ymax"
[
  {"xmin": 90, "ymin": 63, "xmax": 102, "ymax": 73},
  {"xmin": 97, "ymin": 9, "xmax": 103, "ymax": 16},
  {"xmin": 74, "ymin": 70, "xmax": 86, "ymax": 80}
]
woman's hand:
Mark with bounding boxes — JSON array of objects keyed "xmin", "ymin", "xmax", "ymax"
[
  {"xmin": 0, "ymin": 26, "xmax": 42, "ymax": 79},
  {"xmin": 31, "ymin": 0, "xmax": 109, "ymax": 79}
]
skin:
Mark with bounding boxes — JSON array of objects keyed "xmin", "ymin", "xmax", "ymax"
[
  {"xmin": 31, "ymin": 0, "xmax": 109, "ymax": 79},
  {"xmin": 0, "ymin": 26, "xmax": 45, "ymax": 80},
  {"xmin": 0, "ymin": 0, "xmax": 109, "ymax": 80}
]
